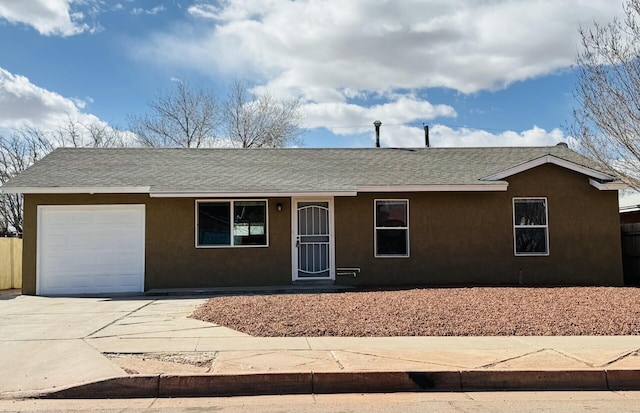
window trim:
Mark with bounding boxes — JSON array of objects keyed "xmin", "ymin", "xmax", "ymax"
[
  {"xmin": 195, "ymin": 199, "xmax": 269, "ymax": 248},
  {"xmin": 374, "ymin": 199, "xmax": 410, "ymax": 258},
  {"xmin": 513, "ymin": 197, "xmax": 549, "ymax": 257}
]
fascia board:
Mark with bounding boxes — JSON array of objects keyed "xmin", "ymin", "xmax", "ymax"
[
  {"xmin": 481, "ymin": 155, "xmax": 615, "ymax": 181},
  {"xmin": 356, "ymin": 184, "xmax": 508, "ymax": 192},
  {"xmin": 1, "ymin": 186, "xmax": 151, "ymax": 194},
  {"xmin": 589, "ymin": 179, "xmax": 627, "ymax": 191},
  {"xmin": 150, "ymin": 190, "xmax": 358, "ymax": 198}
]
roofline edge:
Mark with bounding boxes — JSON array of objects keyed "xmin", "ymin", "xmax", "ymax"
[
  {"xmin": 1, "ymin": 186, "xmax": 151, "ymax": 195},
  {"xmin": 149, "ymin": 191, "xmax": 359, "ymax": 198},
  {"xmin": 588, "ymin": 179, "xmax": 627, "ymax": 191},
  {"xmin": 357, "ymin": 184, "xmax": 508, "ymax": 192},
  {"xmin": 480, "ymin": 155, "xmax": 615, "ymax": 182}
]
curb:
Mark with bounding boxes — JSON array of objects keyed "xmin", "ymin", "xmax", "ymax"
[{"xmin": 29, "ymin": 369, "xmax": 640, "ymax": 399}]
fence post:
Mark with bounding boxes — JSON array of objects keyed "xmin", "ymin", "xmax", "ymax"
[{"xmin": 12, "ymin": 238, "xmax": 21, "ymax": 289}]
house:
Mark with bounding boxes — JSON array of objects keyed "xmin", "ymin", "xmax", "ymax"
[
  {"xmin": 619, "ymin": 191, "xmax": 640, "ymax": 285},
  {"xmin": 1, "ymin": 145, "xmax": 625, "ymax": 296},
  {"xmin": 619, "ymin": 191, "xmax": 640, "ymax": 224}
]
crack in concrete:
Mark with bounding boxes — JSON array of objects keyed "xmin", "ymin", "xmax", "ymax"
[
  {"xmin": 551, "ymin": 348, "xmax": 599, "ymax": 367},
  {"xmin": 206, "ymin": 351, "xmax": 219, "ymax": 373},
  {"xmin": 88, "ymin": 325, "xmax": 222, "ymax": 339},
  {"xmin": 477, "ymin": 348, "xmax": 547, "ymax": 368},
  {"xmin": 601, "ymin": 348, "xmax": 640, "ymax": 367},
  {"xmin": 337, "ymin": 349, "xmax": 456, "ymax": 369},
  {"xmin": 329, "ymin": 350, "xmax": 345, "ymax": 370},
  {"xmin": 213, "ymin": 350, "xmax": 279, "ymax": 363},
  {"xmin": 84, "ymin": 300, "xmax": 156, "ymax": 339}
]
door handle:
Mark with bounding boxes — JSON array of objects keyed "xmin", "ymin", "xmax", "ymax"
[{"xmin": 296, "ymin": 239, "xmax": 300, "ymax": 248}]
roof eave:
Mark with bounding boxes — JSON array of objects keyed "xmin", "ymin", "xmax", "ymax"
[
  {"xmin": 1, "ymin": 186, "xmax": 151, "ymax": 195},
  {"xmin": 149, "ymin": 190, "xmax": 359, "ymax": 198},
  {"xmin": 2, "ymin": 184, "xmax": 508, "ymax": 196},
  {"xmin": 356, "ymin": 183, "xmax": 508, "ymax": 192},
  {"xmin": 589, "ymin": 179, "xmax": 627, "ymax": 191}
]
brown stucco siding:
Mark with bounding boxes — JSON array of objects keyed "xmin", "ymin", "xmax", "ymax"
[
  {"xmin": 145, "ymin": 197, "xmax": 291, "ymax": 289},
  {"xmin": 22, "ymin": 195, "xmax": 292, "ymax": 294},
  {"xmin": 334, "ymin": 164, "xmax": 623, "ymax": 286},
  {"xmin": 508, "ymin": 164, "xmax": 622, "ymax": 285},
  {"xmin": 22, "ymin": 163, "xmax": 623, "ymax": 294},
  {"xmin": 334, "ymin": 192, "xmax": 513, "ymax": 285}
]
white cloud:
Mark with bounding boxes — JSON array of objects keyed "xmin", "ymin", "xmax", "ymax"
[
  {"xmin": 302, "ymin": 96, "xmax": 456, "ymax": 135},
  {"xmin": 131, "ymin": 0, "xmax": 620, "ymax": 147},
  {"xmin": 137, "ymin": 0, "xmax": 620, "ymax": 97},
  {"xmin": 431, "ymin": 125, "xmax": 568, "ymax": 148},
  {"xmin": 187, "ymin": 4, "xmax": 220, "ymax": 19},
  {"xmin": 0, "ymin": 0, "xmax": 91, "ymax": 36},
  {"xmin": 188, "ymin": 1, "xmax": 280, "ymax": 21},
  {"xmin": 372, "ymin": 124, "xmax": 568, "ymax": 148},
  {"xmin": 0, "ymin": 67, "xmax": 104, "ymax": 130},
  {"xmin": 131, "ymin": 6, "xmax": 166, "ymax": 15}
]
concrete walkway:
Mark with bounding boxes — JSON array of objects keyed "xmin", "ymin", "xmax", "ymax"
[{"xmin": 1, "ymin": 291, "xmax": 640, "ymax": 398}]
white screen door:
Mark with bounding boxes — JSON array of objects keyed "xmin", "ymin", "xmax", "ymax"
[{"xmin": 293, "ymin": 200, "xmax": 334, "ymax": 280}]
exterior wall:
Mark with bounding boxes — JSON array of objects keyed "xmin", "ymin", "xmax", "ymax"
[
  {"xmin": 22, "ymin": 195, "xmax": 292, "ymax": 294},
  {"xmin": 334, "ymin": 164, "xmax": 623, "ymax": 286},
  {"xmin": 21, "ymin": 163, "xmax": 624, "ymax": 294}
]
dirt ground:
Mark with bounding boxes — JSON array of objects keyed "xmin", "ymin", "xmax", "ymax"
[{"xmin": 190, "ymin": 287, "xmax": 640, "ymax": 337}]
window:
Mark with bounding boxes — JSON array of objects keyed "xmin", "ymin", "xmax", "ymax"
[
  {"xmin": 197, "ymin": 200, "xmax": 267, "ymax": 247},
  {"xmin": 513, "ymin": 198, "xmax": 548, "ymax": 256},
  {"xmin": 375, "ymin": 199, "xmax": 409, "ymax": 257}
]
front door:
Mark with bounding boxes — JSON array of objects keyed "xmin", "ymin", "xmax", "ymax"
[{"xmin": 292, "ymin": 199, "xmax": 334, "ymax": 281}]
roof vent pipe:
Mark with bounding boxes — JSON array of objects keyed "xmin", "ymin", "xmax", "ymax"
[
  {"xmin": 374, "ymin": 120, "xmax": 382, "ymax": 147},
  {"xmin": 424, "ymin": 124, "xmax": 430, "ymax": 148}
]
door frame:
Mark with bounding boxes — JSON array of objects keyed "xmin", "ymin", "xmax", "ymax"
[{"xmin": 291, "ymin": 197, "xmax": 335, "ymax": 281}]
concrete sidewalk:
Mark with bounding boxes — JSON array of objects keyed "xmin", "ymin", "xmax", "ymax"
[{"xmin": 1, "ymin": 292, "xmax": 640, "ymax": 398}]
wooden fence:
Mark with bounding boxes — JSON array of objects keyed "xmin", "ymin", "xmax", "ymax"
[
  {"xmin": 621, "ymin": 223, "xmax": 640, "ymax": 285},
  {"xmin": 0, "ymin": 237, "xmax": 22, "ymax": 290}
]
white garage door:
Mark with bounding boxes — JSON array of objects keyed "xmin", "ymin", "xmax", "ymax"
[{"xmin": 37, "ymin": 205, "xmax": 145, "ymax": 295}]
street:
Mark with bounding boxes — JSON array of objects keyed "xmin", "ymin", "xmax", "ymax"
[{"xmin": 2, "ymin": 392, "xmax": 640, "ymax": 412}]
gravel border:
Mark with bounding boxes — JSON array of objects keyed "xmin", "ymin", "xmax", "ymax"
[{"xmin": 190, "ymin": 287, "xmax": 640, "ymax": 337}]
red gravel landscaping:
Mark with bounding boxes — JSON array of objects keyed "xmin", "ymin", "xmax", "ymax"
[{"xmin": 190, "ymin": 287, "xmax": 640, "ymax": 337}]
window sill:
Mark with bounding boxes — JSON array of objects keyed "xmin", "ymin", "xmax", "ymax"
[
  {"xmin": 196, "ymin": 244, "xmax": 270, "ymax": 249},
  {"xmin": 374, "ymin": 255, "xmax": 410, "ymax": 258}
]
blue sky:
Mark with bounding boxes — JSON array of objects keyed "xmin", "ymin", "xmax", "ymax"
[{"xmin": 0, "ymin": 0, "xmax": 624, "ymax": 148}]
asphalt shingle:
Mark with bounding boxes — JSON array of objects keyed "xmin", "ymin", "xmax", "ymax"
[{"xmin": 2, "ymin": 146, "xmax": 610, "ymax": 194}]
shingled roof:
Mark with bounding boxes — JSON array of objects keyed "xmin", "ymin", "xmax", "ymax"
[{"xmin": 1, "ymin": 146, "xmax": 621, "ymax": 196}]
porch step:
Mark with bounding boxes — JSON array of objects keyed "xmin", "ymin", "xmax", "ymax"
[{"xmin": 145, "ymin": 284, "xmax": 355, "ymax": 297}]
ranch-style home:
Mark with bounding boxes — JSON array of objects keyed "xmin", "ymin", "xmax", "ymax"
[{"xmin": 1, "ymin": 145, "xmax": 625, "ymax": 296}]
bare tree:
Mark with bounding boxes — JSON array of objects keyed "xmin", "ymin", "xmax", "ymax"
[
  {"xmin": 573, "ymin": 0, "xmax": 640, "ymax": 189},
  {"xmin": 52, "ymin": 115, "xmax": 129, "ymax": 148},
  {"xmin": 224, "ymin": 79, "xmax": 303, "ymax": 148},
  {"xmin": 0, "ymin": 119, "xmax": 129, "ymax": 235},
  {"xmin": 0, "ymin": 127, "xmax": 53, "ymax": 235},
  {"xmin": 129, "ymin": 81, "xmax": 220, "ymax": 148}
]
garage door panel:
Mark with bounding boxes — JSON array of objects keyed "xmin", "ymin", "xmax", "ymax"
[{"xmin": 38, "ymin": 205, "xmax": 146, "ymax": 295}]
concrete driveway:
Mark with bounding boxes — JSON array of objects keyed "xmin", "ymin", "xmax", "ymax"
[
  {"xmin": 2, "ymin": 290, "xmax": 640, "ymax": 398},
  {"xmin": 0, "ymin": 292, "xmax": 241, "ymax": 397}
]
